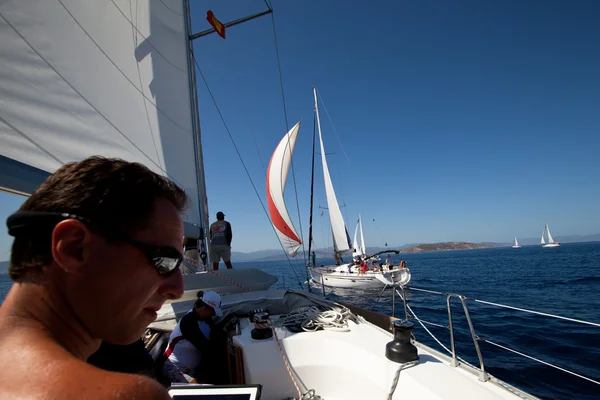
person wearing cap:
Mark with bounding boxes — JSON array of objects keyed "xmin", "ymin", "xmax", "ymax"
[
  {"xmin": 209, "ymin": 211, "xmax": 233, "ymax": 270},
  {"xmin": 163, "ymin": 291, "xmax": 223, "ymax": 383}
]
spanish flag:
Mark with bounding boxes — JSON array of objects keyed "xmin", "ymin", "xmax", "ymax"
[{"xmin": 206, "ymin": 10, "xmax": 226, "ymax": 39}]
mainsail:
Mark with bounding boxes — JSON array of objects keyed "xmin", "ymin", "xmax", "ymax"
[
  {"xmin": 313, "ymin": 88, "xmax": 351, "ymax": 253},
  {"xmin": 541, "ymin": 227, "xmax": 547, "ymax": 245},
  {"xmin": 266, "ymin": 122, "xmax": 302, "ymax": 256},
  {"xmin": 0, "ymin": 0, "xmax": 205, "ymax": 238}
]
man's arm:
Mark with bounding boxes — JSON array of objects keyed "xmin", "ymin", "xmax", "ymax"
[{"xmin": 226, "ymin": 222, "xmax": 232, "ymax": 247}]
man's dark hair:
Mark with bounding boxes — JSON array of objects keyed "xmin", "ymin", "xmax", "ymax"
[{"xmin": 9, "ymin": 156, "xmax": 189, "ymax": 283}]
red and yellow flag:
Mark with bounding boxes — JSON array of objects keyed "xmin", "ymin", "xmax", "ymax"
[{"xmin": 206, "ymin": 10, "xmax": 226, "ymax": 39}]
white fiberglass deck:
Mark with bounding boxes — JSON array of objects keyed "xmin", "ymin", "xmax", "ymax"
[{"xmin": 233, "ymin": 316, "xmax": 533, "ymax": 400}]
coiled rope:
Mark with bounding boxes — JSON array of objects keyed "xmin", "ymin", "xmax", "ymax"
[{"xmin": 276, "ymin": 306, "xmax": 354, "ymax": 332}]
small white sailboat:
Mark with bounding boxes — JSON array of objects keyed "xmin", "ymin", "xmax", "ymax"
[
  {"xmin": 512, "ymin": 237, "xmax": 521, "ymax": 248},
  {"xmin": 541, "ymin": 224, "xmax": 560, "ymax": 248}
]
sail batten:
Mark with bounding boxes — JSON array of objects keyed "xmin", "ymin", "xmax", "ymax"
[
  {"xmin": 266, "ymin": 122, "xmax": 302, "ymax": 256},
  {"xmin": 0, "ymin": 0, "xmax": 202, "ymax": 236}
]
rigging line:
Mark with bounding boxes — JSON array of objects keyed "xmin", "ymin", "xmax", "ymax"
[
  {"xmin": 248, "ymin": 123, "xmax": 267, "ymax": 177},
  {"xmin": 482, "ymin": 339, "xmax": 600, "ymax": 386},
  {"xmin": 0, "ymin": 115, "xmax": 64, "ymax": 166},
  {"xmin": 128, "ymin": 0, "xmax": 163, "ymax": 170},
  {"xmin": 57, "ymin": 0, "xmax": 191, "ymax": 135},
  {"xmin": 335, "ymin": 157, "xmax": 351, "ymax": 229},
  {"xmin": 191, "ymin": 53, "xmax": 304, "ymax": 290},
  {"xmin": 0, "ymin": 13, "xmax": 178, "ymax": 184},
  {"xmin": 268, "ymin": 6, "xmax": 307, "ymax": 266},
  {"xmin": 316, "ymin": 90, "xmax": 354, "ymax": 178},
  {"xmin": 111, "ymin": 0, "xmax": 186, "ymax": 72},
  {"xmin": 158, "ymin": 0, "xmax": 183, "ymax": 16}
]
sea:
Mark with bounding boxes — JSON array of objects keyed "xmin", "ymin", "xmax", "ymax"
[{"xmin": 1, "ymin": 242, "xmax": 599, "ymax": 400}]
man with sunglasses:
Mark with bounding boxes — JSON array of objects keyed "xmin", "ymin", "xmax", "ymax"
[{"xmin": 0, "ymin": 156, "xmax": 186, "ymax": 399}]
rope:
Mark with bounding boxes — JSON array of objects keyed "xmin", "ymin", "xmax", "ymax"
[
  {"xmin": 267, "ymin": 3, "xmax": 308, "ymax": 267},
  {"xmin": 386, "ymin": 361, "xmax": 419, "ymax": 400},
  {"xmin": 482, "ymin": 339, "xmax": 600, "ymax": 386},
  {"xmin": 406, "ymin": 303, "xmax": 452, "ymax": 356},
  {"xmin": 276, "ymin": 306, "xmax": 353, "ymax": 332},
  {"xmin": 472, "ymin": 299, "xmax": 600, "ymax": 328},
  {"xmin": 190, "ymin": 52, "xmax": 305, "ymax": 290},
  {"xmin": 269, "ymin": 319, "xmax": 324, "ymax": 399},
  {"xmin": 407, "ymin": 286, "xmax": 600, "ymax": 328}
]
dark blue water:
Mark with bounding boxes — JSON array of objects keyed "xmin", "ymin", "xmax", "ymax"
[{"xmin": 2, "ymin": 242, "xmax": 599, "ymax": 399}]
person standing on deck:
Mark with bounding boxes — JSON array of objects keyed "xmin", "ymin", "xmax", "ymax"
[
  {"xmin": 311, "ymin": 251, "xmax": 316, "ymax": 267},
  {"xmin": 0, "ymin": 157, "xmax": 186, "ymax": 399},
  {"xmin": 209, "ymin": 211, "xmax": 233, "ymax": 270}
]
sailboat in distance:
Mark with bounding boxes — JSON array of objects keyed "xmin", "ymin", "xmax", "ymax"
[
  {"xmin": 541, "ymin": 224, "xmax": 560, "ymax": 248},
  {"xmin": 512, "ymin": 237, "xmax": 521, "ymax": 248}
]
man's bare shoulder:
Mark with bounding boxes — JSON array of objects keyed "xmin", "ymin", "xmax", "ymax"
[
  {"xmin": 0, "ymin": 331, "xmax": 169, "ymax": 399},
  {"xmin": 71, "ymin": 367, "xmax": 170, "ymax": 400}
]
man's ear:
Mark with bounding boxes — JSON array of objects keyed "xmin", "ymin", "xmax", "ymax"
[{"xmin": 51, "ymin": 219, "xmax": 91, "ymax": 274}]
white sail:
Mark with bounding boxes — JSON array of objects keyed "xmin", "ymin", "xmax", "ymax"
[
  {"xmin": 266, "ymin": 122, "xmax": 302, "ymax": 256},
  {"xmin": 0, "ymin": 0, "xmax": 203, "ymax": 237},
  {"xmin": 313, "ymin": 88, "xmax": 350, "ymax": 253},
  {"xmin": 353, "ymin": 218, "xmax": 360, "ymax": 258},
  {"xmin": 359, "ymin": 215, "xmax": 366, "ymax": 255},
  {"xmin": 514, "ymin": 237, "xmax": 519, "ymax": 246},
  {"xmin": 546, "ymin": 225, "xmax": 555, "ymax": 244},
  {"xmin": 541, "ymin": 227, "xmax": 546, "ymax": 245},
  {"xmin": 352, "ymin": 215, "xmax": 366, "ymax": 258}
]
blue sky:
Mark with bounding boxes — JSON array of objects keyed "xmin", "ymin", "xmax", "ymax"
[{"xmin": 1, "ymin": 0, "xmax": 599, "ymax": 259}]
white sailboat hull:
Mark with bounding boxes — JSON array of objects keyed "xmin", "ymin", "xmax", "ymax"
[
  {"xmin": 542, "ymin": 242, "xmax": 560, "ymax": 248},
  {"xmin": 309, "ymin": 264, "xmax": 411, "ymax": 289},
  {"xmin": 512, "ymin": 245, "xmax": 521, "ymax": 248}
]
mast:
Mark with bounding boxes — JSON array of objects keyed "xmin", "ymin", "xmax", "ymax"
[
  {"xmin": 184, "ymin": 3, "xmax": 274, "ymax": 268},
  {"xmin": 184, "ymin": 0, "xmax": 209, "ymax": 267},
  {"xmin": 306, "ymin": 110, "xmax": 317, "ymax": 288}
]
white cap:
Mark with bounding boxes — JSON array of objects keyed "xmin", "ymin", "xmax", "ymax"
[{"xmin": 201, "ymin": 291, "xmax": 223, "ymax": 317}]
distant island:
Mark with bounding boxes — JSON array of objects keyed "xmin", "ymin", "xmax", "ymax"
[{"xmin": 399, "ymin": 242, "xmax": 493, "ymax": 253}]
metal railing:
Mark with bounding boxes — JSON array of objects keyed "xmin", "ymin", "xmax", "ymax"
[{"xmin": 393, "ymin": 285, "xmax": 600, "ymax": 386}]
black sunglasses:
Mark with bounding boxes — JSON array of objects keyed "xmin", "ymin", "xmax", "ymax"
[
  {"xmin": 116, "ymin": 236, "xmax": 183, "ymax": 276},
  {"xmin": 7, "ymin": 211, "xmax": 183, "ymax": 277}
]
